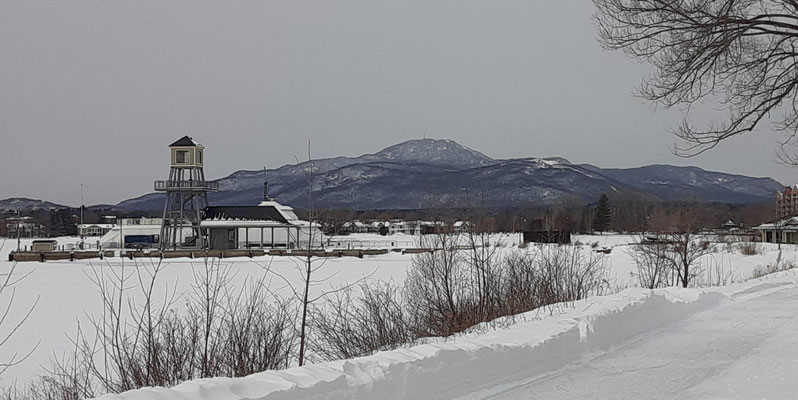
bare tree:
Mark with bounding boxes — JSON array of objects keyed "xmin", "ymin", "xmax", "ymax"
[
  {"xmin": 594, "ymin": 0, "xmax": 798, "ymax": 157},
  {"xmin": 405, "ymin": 232, "xmax": 470, "ymax": 336},
  {"xmin": 282, "ymin": 141, "xmax": 373, "ymax": 366},
  {"xmin": 662, "ymin": 231, "xmax": 715, "ymax": 288},
  {"xmin": 0, "ymin": 260, "xmax": 39, "ymax": 377},
  {"xmin": 627, "ymin": 236, "xmax": 673, "ymax": 289}
]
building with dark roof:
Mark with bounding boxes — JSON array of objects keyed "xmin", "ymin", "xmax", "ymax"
[
  {"xmin": 200, "ymin": 200, "xmax": 322, "ymax": 250},
  {"xmin": 169, "ymin": 135, "xmax": 199, "ymax": 147}
]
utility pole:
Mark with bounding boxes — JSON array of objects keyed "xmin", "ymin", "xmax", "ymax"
[
  {"xmin": 16, "ymin": 210, "xmax": 21, "ymax": 252},
  {"xmin": 118, "ymin": 217, "xmax": 124, "ymax": 256},
  {"xmin": 263, "ymin": 166, "xmax": 270, "ymax": 201},
  {"xmin": 80, "ymin": 183, "xmax": 85, "ymax": 250}
]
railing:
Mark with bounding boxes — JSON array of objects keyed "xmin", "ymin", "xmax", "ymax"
[{"xmin": 154, "ymin": 180, "xmax": 220, "ymax": 191}]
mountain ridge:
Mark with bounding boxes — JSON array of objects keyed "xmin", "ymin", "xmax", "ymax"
[
  {"xmin": 111, "ymin": 139, "xmax": 783, "ymax": 211},
  {"xmin": 0, "ymin": 139, "xmax": 785, "ymax": 212}
]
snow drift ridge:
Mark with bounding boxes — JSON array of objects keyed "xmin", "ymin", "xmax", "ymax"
[{"xmin": 94, "ymin": 284, "xmax": 748, "ymax": 400}]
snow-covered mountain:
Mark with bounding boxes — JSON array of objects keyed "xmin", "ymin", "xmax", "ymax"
[
  {"xmin": 0, "ymin": 197, "xmax": 67, "ymax": 212},
  {"xmin": 583, "ymin": 164, "xmax": 784, "ymax": 204},
  {"xmin": 365, "ymin": 139, "xmax": 494, "ymax": 168},
  {"xmin": 111, "ymin": 139, "xmax": 783, "ymax": 211}
]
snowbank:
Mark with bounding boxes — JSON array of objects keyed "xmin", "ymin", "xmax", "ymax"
[{"xmin": 94, "ymin": 274, "xmax": 798, "ymax": 400}]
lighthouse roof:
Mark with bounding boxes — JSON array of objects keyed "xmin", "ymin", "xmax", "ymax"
[{"xmin": 169, "ymin": 135, "xmax": 200, "ymax": 147}]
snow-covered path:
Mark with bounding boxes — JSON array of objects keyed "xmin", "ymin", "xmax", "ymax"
[
  {"xmin": 461, "ymin": 282, "xmax": 798, "ymax": 400},
  {"xmin": 95, "ymin": 275, "xmax": 798, "ymax": 400}
]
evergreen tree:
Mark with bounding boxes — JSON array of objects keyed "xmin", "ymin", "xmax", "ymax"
[
  {"xmin": 593, "ymin": 194, "xmax": 611, "ymax": 232},
  {"xmin": 49, "ymin": 209, "xmax": 78, "ymax": 237}
]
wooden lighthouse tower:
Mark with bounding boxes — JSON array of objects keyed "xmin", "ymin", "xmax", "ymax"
[{"xmin": 155, "ymin": 136, "xmax": 218, "ymax": 250}]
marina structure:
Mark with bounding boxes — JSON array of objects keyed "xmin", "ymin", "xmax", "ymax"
[{"xmin": 155, "ymin": 136, "xmax": 219, "ymax": 250}]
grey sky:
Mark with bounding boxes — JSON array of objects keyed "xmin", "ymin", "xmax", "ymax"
[{"xmin": 1, "ymin": 1, "xmax": 794, "ymax": 206}]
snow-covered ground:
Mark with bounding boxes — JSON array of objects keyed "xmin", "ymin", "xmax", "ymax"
[
  {"xmin": 0, "ymin": 233, "xmax": 795, "ymax": 396},
  {"xmin": 0, "ymin": 236, "xmax": 408, "ymax": 387},
  {"xmin": 95, "ymin": 271, "xmax": 798, "ymax": 400}
]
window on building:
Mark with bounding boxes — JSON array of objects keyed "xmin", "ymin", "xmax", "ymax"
[
  {"xmin": 175, "ymin": 150, "xmax": 188, "ymax": 164},
  {"xmin": 196, "ymin": 150, "xmax": 203, "ymax": 164}
]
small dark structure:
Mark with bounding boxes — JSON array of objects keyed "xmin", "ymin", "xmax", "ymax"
[
  {"xmin": 522, "ymin": 230, "xmax": 571, "ymax": 244},
  {"xmin": 522, "ymin": 218, "xmax": 572, "ymax": 244},
  {"xmin": 640, "ymin": 236, "xmax": 679, "ymax": 245}
]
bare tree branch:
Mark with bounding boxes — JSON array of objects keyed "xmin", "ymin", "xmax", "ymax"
[{"xmin": 594, "ymin": 0, "xmax": 798, "ymax": 158}]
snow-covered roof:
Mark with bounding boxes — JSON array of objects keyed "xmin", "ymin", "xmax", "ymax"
[
  {"xmin": 78, "ymin": 224, "xmax": 115, "ymax": 229},
  {"xmin": 99, "ymin": 224, "xmax": 162, "ymax": 245},
  {"xmin": 200, "ymin": 220, "xmax": 292, "ymax": 228},
  {"xmin": 752, "ymin": 216, "xmax": 798, "ymax": 230},
  {"xmin": 256, "ymin": 200, "xmax": 299, "ymax": 222}
]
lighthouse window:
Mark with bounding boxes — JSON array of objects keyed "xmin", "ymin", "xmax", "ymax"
[{"xmin": 175, "ymin": 150, "xmax": 188, "ymax": 164}]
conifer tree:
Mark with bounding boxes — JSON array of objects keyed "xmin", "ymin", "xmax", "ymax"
[{"xmin": 593, "ymin": 194, "xmax": 611, "ymax": 233}]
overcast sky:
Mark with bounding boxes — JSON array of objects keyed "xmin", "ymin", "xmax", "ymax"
[{"xmin": 1, "ymin": 1, "xmax": 795, "ymax": 206}]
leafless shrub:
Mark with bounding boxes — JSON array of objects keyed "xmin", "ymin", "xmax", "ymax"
[
  {"xmin": 405, "ymin": 233, "xmax": 472, "ymax": 336},
  {"xmin": 310, "ymin": 238, "xmax": 609, "ymax": 362},
  {"xmin": 700, "ymin": 254, "xmax": 737, "ymax": 287},
  {"xmin": 535, "ymin": 245, "xmax": 609, "ymax": 303},
  {"xmin": 2, "ymin": 332, "xmax": 95, "ymax": 400},
  {"xmin": 501, "ymin": 251, "xmax": 541, "ymax": 316},
  {"xmin": 219, "ymin": 279, "xmax": 297, "ymax": 376},
  {"xmin": 738, "ymin": 242, "xmax": 763, "ymax": 256},
  {"xmin": 627, "ymin": 239, "xmax": 671, "ymax": 289},
  {"xmin": 309, "ymin": 281, "xmax": 413, "ymax": 362},
  {"xmin": 406, "ymin": 233, "xmax": 608, "ymax": 337},
  {"xmin": 14, "ymin": 257, "xmax": 297, "ymax": 399},
  {"xmin": 752, "ymin": 258, "xmax": 798, "ymax": 279}
]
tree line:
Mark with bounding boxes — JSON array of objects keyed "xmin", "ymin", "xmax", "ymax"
[{"xmin": 309, "ymin": 196, "xmax": 775, "ymax": 235}]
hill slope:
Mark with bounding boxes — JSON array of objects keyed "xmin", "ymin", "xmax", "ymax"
[{"xmin": 114, "ymin": 139, "xmax": 782, "ymax": 211}]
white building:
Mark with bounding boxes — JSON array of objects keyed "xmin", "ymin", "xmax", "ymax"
[
  {"xmin": 99, "ymin": 218, "xmax": 163, "ymax": 249},
  {"xmin": 201, "ymin": 200, "xmax": 323, "ymax": 250},
  {"xmin": 753, "ymin": 217, "xmax": 798, "ymax": 244},
  {"xmin": 78, "ymin": 223, "xmax": 115, "ymax": 237}
]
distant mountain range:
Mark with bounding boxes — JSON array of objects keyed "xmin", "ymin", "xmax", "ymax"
[
  {"xmin": 1, "ymin": 139, "xmax": 785, "ymax": 212},
  {"xmin": 0, "ymin": 197, "xmax": 68, "ymax": 212}
]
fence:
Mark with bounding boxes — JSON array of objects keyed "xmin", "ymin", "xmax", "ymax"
[{"xmin": 8, "ymin": 248, "xmax": 411, "ymax": 262}]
